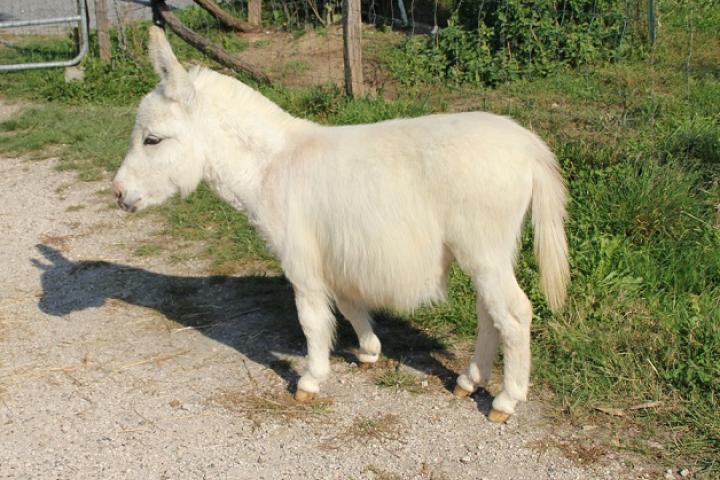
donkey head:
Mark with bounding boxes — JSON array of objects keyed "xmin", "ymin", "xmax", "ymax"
[{"xmin": 112, "ymin": 26, "xmax": 205, "ymax": 212}]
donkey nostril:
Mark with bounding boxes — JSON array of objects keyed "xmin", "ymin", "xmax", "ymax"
[
  {"xmin": 112, "ymin": 178, "xmax": 125, "ymax": 199},
  {"xmin": 119, "ymin": 197, "xmax": 140, "ymax": 212}
]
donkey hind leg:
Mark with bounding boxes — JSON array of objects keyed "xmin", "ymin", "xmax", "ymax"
[
  {"xmin": 294, "ymin": 289, "xmax": 336, "ymax": 401},
  {"xmin": 475, "ymin": 267, "xmax": 533, "ymax": 421},
  {"xmin": 336, "ymin": 298, "xmax": 381, "ymax": 368},
  {"xmin": 455, "ymin": 296, "xmax": 499, "ymax": 397}
]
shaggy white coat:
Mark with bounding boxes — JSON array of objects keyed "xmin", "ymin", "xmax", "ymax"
[{"xmin": 113, "ymin": 27, "xmax": 570, "ymax": 416}]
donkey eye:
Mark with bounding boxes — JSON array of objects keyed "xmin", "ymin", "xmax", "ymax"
[{"xmin": 144, "ymin": 135, "xmax": 162, "ymax": 146}]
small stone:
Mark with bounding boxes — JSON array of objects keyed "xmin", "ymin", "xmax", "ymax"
[
  {"xmin": 460, "ymin": 455, "xmax": 472, "ymax": 464},
  {"xmin": 665, "ymin": 469, "xmax": 675, "ymax": 480},
  {"xmin": 647, "ymin": 440, "xmax": 664, "ymax": 450},
  {"xmin": 421, "ymin": 380, "xmax": 428, "ymax": 387},
  {"xmin": 64, "ymin": 66, "xmax": 84, "ymax": 83},
  {"xmin": 680, "ymin": 469, "xmax": 690, "ymax": 478}
]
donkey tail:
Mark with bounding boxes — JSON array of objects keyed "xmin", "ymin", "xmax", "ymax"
[{"xmin": 531, "ymin": 140, "xmax": 570, "ymax": 313}]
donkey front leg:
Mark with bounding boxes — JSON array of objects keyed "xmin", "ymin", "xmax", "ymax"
[{"xmin": 294, "ymin": 289, "xmax": 336, "ymax": 402}]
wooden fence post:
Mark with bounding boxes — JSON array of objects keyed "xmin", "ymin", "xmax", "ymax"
[
  {"xmin": 248, "ymin": 0, "xmax": 262, "ymax": 27},
  {"xmin": 647, "ymin": 0, "xmax": 657, "ymax": 46},
  {"xmin": 342, "ymin": 0, "xmax": 364, "ymax": 97},
  {"xmin": 95, "ymin": 0, "xmax": 111, "ymax": 62}
]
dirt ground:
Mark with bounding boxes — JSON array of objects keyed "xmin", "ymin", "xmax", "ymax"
[
  {"xmin": 238, "ymin": 26, "xmax": 397, "ymax": 93},
  {"xmin": 0, "ymin": 152, "xmax": 660, "ymax": 477}
]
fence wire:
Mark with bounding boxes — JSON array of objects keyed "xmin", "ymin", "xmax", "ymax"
[{"xmin": 0, "ymin": 0, "xmax": 81, "ymax": 66}]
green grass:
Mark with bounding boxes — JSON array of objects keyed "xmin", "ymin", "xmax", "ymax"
[
  {"xmin": 133, "ymin": 243, "xmax": 163, "ymax": 257},
  {"xmin": 0, "ymin": 104, "xmax": 134, "ymax": 180},
  {"xmin": 0, "ymin": 4, "xmax": 718, "ymax": 474},
  {"xmin": 374, "ymin": 363, "xmax": 421, "ymax": 392}
]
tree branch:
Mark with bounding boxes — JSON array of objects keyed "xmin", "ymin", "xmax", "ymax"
[
  {"xmin": 153, "ymin": 1, "xmax": 271, "ymax": 85},
  {"xmin": 193, "ymin": 0, "xmax": 260, "ymax": 33}
]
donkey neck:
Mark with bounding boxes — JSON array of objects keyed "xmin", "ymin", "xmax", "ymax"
[{"xmin": 193, "ymin": 69, "xmax": 311, "ymax": 225}]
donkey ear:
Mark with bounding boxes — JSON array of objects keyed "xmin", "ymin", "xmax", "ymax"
[{"xmin": 148, "ymin": 26, "xmax": 195, "ymax": 104}]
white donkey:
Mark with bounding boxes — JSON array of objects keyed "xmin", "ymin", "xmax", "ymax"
[{"xmin": 113, "ymin": 27, "xmax": 569, "ymax": 422}]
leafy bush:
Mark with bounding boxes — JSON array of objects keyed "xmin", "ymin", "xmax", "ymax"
[
  {"xmin": 264, "ymin": 84, "xmax": 431, "ymax": 124},
  {"xmin": 389, "ymin": 0, "xmax": 634, "ymax": 86}
]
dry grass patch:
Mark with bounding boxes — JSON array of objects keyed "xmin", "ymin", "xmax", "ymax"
[
  {"xmin": 206, "ymin": 258, "xmax": 278, "ymax": 276},
  {"xmin": 215, "ymin": 389, "xmax": 333, "ymax": 424},
  {"xmin": 321, "ymin": 413, "xmax": 404, "ymax": 450},
  {"xmin": 528, "ymin": 437, "xmax": 609, "ymax": 466},
  {"xmin": 364, "ymin": 464, "xmax": 403, "ymax": 480},
  {"xmin": 0, "ymin": 314, "xmax": 6, "ymax": 344},
  {"xmin": 40, "ymin": 233, "xmax": 71, "ymax": 251}
]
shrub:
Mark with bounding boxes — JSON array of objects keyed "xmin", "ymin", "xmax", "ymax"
[{"xmin": 389, "ymin": 0, "xmax": 635, "ymax": 86}]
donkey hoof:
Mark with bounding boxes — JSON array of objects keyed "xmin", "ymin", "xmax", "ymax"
[
  {"xmin": 358, "ymin": 361, "xmax": 374, "ymax": 370},
  {"xmin": 453, "ymin": 384, "xmax": 473, "ymax": 398},
  {"xmin": 294, "ymin": 389, "xmax": 316, "ymax": 402},
  {"xmin": 488, "ymin": 408, "xmax": 512, "ymax": 423}
]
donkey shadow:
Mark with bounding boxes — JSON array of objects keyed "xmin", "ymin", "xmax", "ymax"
[{"xmin": 33, "ymin": 244, "xmax": 491, "ymax": 408}]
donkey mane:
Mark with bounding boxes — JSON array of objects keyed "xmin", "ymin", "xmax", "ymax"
[{"xmin": 189, "ymin": 66, "xmax": 302, "ymax": 128}]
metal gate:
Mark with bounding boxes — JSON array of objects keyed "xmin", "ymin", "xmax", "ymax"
[{"xmin": 0, "ymin": 0, "xmax": 89, "ymax": 72}]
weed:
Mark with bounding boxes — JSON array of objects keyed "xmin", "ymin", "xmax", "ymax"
[
  {"xmin": 374, "ymin": 363, "xmax": 421, "ymax": 393},
  {"xmin": 133, "ymin": 243, "xmax": 162, "ymax": 257}
]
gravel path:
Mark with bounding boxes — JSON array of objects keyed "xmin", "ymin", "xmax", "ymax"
[{"xmin": 0, "ymin": 148, "xmax": 657, "ymax": 479}]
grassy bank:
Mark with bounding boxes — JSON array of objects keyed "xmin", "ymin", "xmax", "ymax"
[{"xmin": 1, "ymin": 3, "xmax": 717, "ymax": 474}]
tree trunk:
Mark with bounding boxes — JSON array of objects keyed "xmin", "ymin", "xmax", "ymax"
[
  {"xmin": 248, "ymin": 0, "xmax": 262, "ymax": 27},
  {"xmin": 153, "ymin": 1, "xmax": 270, "ymax": 84},
  {"xmin": 94, "ymin": 0, "xmax": 111, "ymax": 62},
  {"xmin": 192, "ymin": 0, "xmax": 259, "ymax": 33},
  {"xmin": 342, "ymin": 0, "xmax": 364, "ymax": 97}
]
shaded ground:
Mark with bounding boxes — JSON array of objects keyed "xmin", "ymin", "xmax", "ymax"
[{"xmin": 0, "ymin": 154, "xmax": 656, "ymax": 479}]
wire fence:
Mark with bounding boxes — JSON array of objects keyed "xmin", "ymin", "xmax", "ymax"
[
  {"xmin": 0, "ymin": 0, "xmax": 195, "ymax": 68},
  {"xmin": 0, "ymin": 0, "xmax": 82, "ymax": 67}
]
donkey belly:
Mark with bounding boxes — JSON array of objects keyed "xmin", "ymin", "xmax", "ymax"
[
  {"xmin": 315, "ymin": 190, "xmax": 448, "ymax": 311},
  {"xmin": 324, "ymin": 225, "xmax": 448, "ymax": 311}
]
